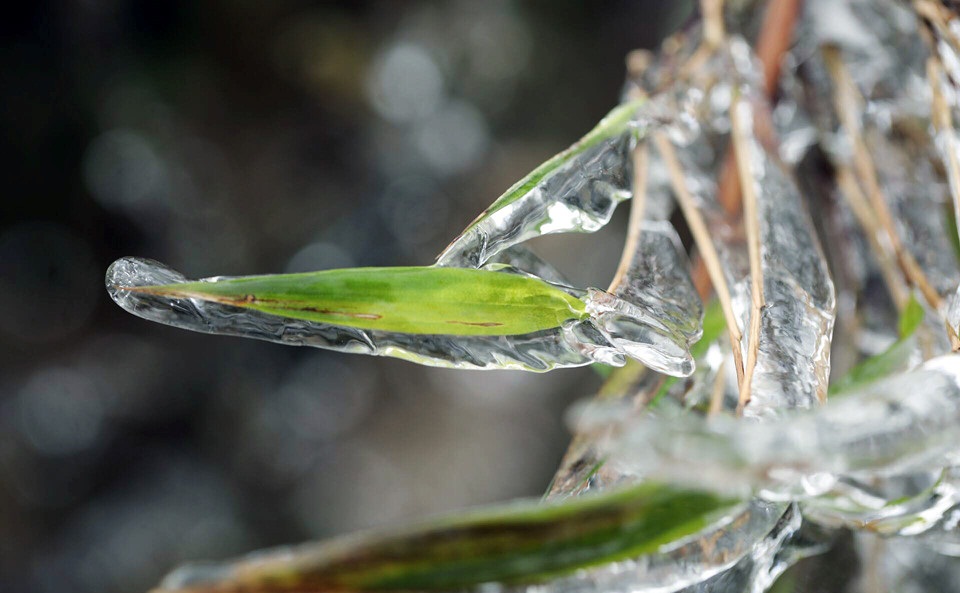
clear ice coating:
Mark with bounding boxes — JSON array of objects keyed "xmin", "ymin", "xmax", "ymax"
[
  {"xmin": 585, "ymin": 222, "xmax": 703, "ymax": 377},
  {"xmin": 538, "ymin": 37, "xmax": 838, "ymax": 593},
  {"xmin": 502, "ymin": 501, "xmax": 787, "ymax": 593},
  {"xmin": 805, "ymin": 0, "xmax": 960, "ymax": 303},
  {"xmin": 151, "ymin": 491, "xmax": 754, "ymax": 593},
  {"xmin": 436, "ymin": 100, "xmax": 647, "ymax": 269},
  {"xmin": 106, "ymin": 255, "xmax": 700, "ymax": 376},
  {"xmin": 132, "ymin": 1, "xmax": 960, "ymax": 591},
  {"xmin": 675, "ymin": 505, "xmax": 817, "ymax": 593},
  {"xmin": 544, "ymin": 218, "xmax": 705, "ymax": 499},
  {"xmin": 646, "ymin": 37, "xmax": 837, "ymax": 417},
  {"xmin": 609, "ymin": 221, "xmax": 703, "ymax": 347},
  {"xmin": 734, "ymin": 97, "xmax": 837, "ymax": 417},
  {"xmin": 574, "ymin": 355, "xmax": 960, "ymax": 503}
]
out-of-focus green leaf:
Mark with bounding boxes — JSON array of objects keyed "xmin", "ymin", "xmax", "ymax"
[
  {"xmin": 695, "ymin": 299, "xmax": 727, "ymax": 359},
  {"xmin": 897, "ymin": 294, "xmax": 925, "ymax": 338},
  {"xmin": 153, "ymin": 483, "xmax": 738, "ymax": 593},
  {"xmin": 591, "ymin": 363, "xmax": 615, "ymax": 378},
  {"xmin": 830, "ymin": 294, "xmax": 925, "ymax": 396},
  {"xmin": 123, "ymin": 266, "xmax": 587, "ymax": 336},
  {"xmin": 945, "ymin": 199, "xmax": 960, "ymax": 264}
]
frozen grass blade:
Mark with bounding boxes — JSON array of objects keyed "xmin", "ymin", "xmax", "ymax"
[
  {"xmin": 830, "ymin": 295, "xmax": 925, "ymax": 396},
  {"xmin": 107, "ymin": 257, "xmax": 700, "ymax": 374},
  {"xmin": 437, "ymin": 99, "xmax": 647, "ymax": 268},
  {"xmin": 152, "ymin": 483, "xmax": 737, "ymax": 593},
  {"xmin": 111, "ymin": 264, "xmax": 588, "ymax": 337}
]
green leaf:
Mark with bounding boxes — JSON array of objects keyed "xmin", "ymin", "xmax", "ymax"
[
  {"xmin": 830, "ymin": 294, "xmax": 925, "ymax": 396},
  {"xmin": 591, "ymin": 363, "xmax": 615, "ymax": 378},
  {"xmin": 155, "ymin": 483, "xmax": 737, "ymax": 592},
  {"xmin": 123, "ymin": 266, "xmax": 588, "ymax": 336},
  {"xmin": 694, "ymin": 299, "xmax": 727, "ymax": 360},
  {"xmin": 450, "ymin": 99, "xmax": 644, "ymax": 238},
  {"xmin": 944, "ymin": 198, "xmax": 960, "ymax": 265},
  {"xmin": 897, "ymin": 293, "xmax": 925, "ymax": 338}
]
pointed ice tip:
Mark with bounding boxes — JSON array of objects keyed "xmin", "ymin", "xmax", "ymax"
[
  {"xmin": 105, "ymin": 257, "xmax": 191, "ymax": 318},
  {"xmin": 105, "ymin": 256, "xmax": 187, "ymax": 291},
  {"xmin": 158, "ymin": 561, "xmax": 233, "ymax": 590}
]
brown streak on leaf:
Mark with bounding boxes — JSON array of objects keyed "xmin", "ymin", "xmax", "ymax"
[{"xmin": 118, "ymin": 286, "xmax": 385, "ymax": 320}]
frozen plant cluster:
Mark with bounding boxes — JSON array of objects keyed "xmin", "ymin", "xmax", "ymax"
[{"xmin": 107, "ymin": 0, "xmax": 960, "ymax": 591}]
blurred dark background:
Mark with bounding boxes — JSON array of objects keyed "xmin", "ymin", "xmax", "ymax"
[{"xmin": 0, "ymin": 2, "xmax": 690, "ymax": 591}]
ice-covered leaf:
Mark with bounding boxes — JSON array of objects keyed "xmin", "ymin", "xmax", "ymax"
[
  {"xmin": 110, "ymin": 261, "xmax": 588, "ymax": 336},
  {"xmin": 151, "ymin": 483, "xmax": 737, "ymax": 593},
  {"xmin": 830, "ymin": 294, "xmax": 925, "ymax": 396},
  {"xmin": 106, "ymin": 257, "xmax": 699, "ymax": 375},
  {"xmin": 436, "ymin": 99, "xmax": 647, "ymax": 268}
]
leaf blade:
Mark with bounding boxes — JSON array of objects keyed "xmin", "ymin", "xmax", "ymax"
[
  {"xmin": 830, "ymin": 294, "xmax": 926, "ymax": 396},
  {"xmin": 154, "ymin": 483, "xmax": 738, "ymax": 592},
  {"xmin": 122, "ymin": 266, "xmax": 588, "ymax": 336}
]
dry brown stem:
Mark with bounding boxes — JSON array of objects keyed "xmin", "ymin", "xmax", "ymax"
[
  {"xmin": 823, "ymin": 47, "xmax": 945, "ymax": 314},
  {"xmin": 729, "ymin": 96, "xmax": 765, "ymax": 414},
  {"xmin": 834, "ymin": 165, "xmax": 910, "ymax": 310},
  {"xmin": 653, "ymin": 132, "xmax": 746, "ymax": 387},
  {"xmin": 608, "ymin": 144, "xmax": 649, "ymax": 293}
]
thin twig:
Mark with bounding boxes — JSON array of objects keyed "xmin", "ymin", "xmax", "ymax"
[
  {"xmin": 914, "ymin": 0, "xmax": 960, "ymax": 51},
  {"xmin": 707, "ymin": 359, "xmax": 728, "ymax": 417},
  {"xmin": 678, "ymin": 0, "xmax": 728, "ymax": 81},
  {"xmin": 716, "ymin": 0, "xmax": 802, "ymax": 218},
  {"xmin": 834, "ymin": 165, "xmax": 910, "ymax": 310},
  {"xmin": 823, "ymin": 47, "xmax": 946, "ymax": 314},
  {"xmin": 756, "ymin": 0, "xmax": 803, "ymax": 98},
  {"xmin": 729, "ymin": 95, "xmax": 765, "ymax": 415},
  {"xmin": 608, "ymin": 143, "xmax": 650, "ymax": 293},
  {"xmin": 924, "ymin": 59, "xmax": 960, "ymax": 351},
  {"xmin": 653, "ymin": 132, "xmax": 746, "ymax": 387},
  {"xmin": 701, "ymin": 0, "xmax": 726, "ymax": 48},
  {"xmin": 926, "ymin": 59, "xmax": 960, "ymax": 252}
]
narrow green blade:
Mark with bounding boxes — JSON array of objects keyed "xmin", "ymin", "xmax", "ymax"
[
  {"xmin": 155, "ymin": 483, "xmax": 737, "ymax": 592},
  {"xmin": 121, "ymin": 266, "xmax": 588, "ymax": 336},
  {"xmin": 472, "ymin": 99, "xmax": 644, "ymax": 222},
  {"xmin": 830, "ymin": 294, "xmax": 925, "ymax": 396},
  {"xmin": 438, "ymin": 98, "xmax": 645, "ymax": 265}
]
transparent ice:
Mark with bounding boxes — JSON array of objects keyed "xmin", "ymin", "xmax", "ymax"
[
  {"xmin": 436, "ymin": 101, "xmax": 647, "ymax": 269},
  {"xmin": 638, "ymin": 37, "xmax": 837, "ymax": 417},
  {"xmin": 138, "ymin": 1, "xmax": 960, "ymax": 591},
  {"xmin": 576, "ymin": 356, "xmax": 960, "ymax": 503},
  {"xmin": 505, "ymin": 501, "xmax": 788, "ymax": 593},
  {"xmin": 107, "ymin": 241, "xmax": 701, "ymax": 376}
]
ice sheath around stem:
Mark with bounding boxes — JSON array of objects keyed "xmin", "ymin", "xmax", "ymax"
[{"xmin": 575, "ymin": 355, "xmax": 960, "ymax": 509}]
